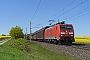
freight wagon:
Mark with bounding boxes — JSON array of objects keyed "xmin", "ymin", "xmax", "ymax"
[{"xmin": 31, "ymin": 26, "xmax": 49, "ymax": 41}]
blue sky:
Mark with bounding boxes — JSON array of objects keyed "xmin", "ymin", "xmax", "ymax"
[{"xmin": 0, "ymin": 0, "xmax": 90, "ymax": 36}]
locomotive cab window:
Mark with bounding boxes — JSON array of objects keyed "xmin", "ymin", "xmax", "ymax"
[
  {"xmin": 60, "ymin": 25, "xmax": 66, "ymax": 30},
  {"xmin": 66, "ymin": 26, "xmax": 73, "ymax": 30},
  {"xmin": 60, "ymin": 25, "xmax": 73, "ymax": 30}
]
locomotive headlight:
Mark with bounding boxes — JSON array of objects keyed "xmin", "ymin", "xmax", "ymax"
[
  {"xmin": 61, "ymin": 32, "xmax": 65, "ymax": 34},
  {"xmin": 69, "ymin": 32, "xmax": 73, "ymax": 34},
  {"xmin": 61, "ymin": 35, "xmax": 63, "ymax": 36},
  {"xmin": 70, "ymin": 35, "xmax": 73, "ymax": 36}
]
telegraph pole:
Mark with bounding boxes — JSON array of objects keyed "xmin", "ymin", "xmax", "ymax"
[
  {"xmin": 25, "ymin": 27, "xmax": 27, "ymax": 39},
  {"xmin": 30, "ymin": 21, "xmax": 31, "ymax": 42},
  {"xmin": 29, "ymin": 21, "xmax": 41, "ymax": 42},
  {"xmin": 26, "ymin": 27, "xmax": 27, "ymax": 35}
]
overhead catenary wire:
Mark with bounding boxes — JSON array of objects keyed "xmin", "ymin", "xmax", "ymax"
[
  {"xmin": 54, "ymin": 0, "xmax": 88, "ymax": 19},
  {"xmin": 66, "ymin": 11, "xmax": 90, "ymax": 21},
  {"xmin": 31, "ymin": 0, "xmax": 41, "ymax": 21},
  {"xmin": 50, "ymin": 0, "xmax": 77, "ymax": 19},
  {"xmin": 62, "ymin": 7, "xmax": 90, "ymax": 21},
  {"xmin": 62, "ymin": 6, "xmax": 90, "ymax": 20}
]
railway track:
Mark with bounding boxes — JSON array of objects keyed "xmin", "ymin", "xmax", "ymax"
[
  {"xmin": 30, "ymin": 40, "xmax": 90, "ymax": 60},
  {"xmin": 71, "ymin": 43, "xmax": 90, "ymax": 51}
]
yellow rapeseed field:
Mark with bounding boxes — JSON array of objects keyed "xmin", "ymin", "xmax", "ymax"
[
  {"xmin": 75, "ymin": 36, "xmax": 90, "ymax": 44},
  {"xmin": 0, "ymin": 36, "xmax": 11, "ymax": 39}
]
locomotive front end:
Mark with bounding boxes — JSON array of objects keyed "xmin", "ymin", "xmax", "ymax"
[{"xmin": 60, "ymin": 24, "xmax": 75, "ymax": 45}]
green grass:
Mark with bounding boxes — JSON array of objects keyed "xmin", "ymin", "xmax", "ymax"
[
  {"xmin": 0, "ymin": 38, "xmax": 34, "ymax": 60},
  {"xmin": 0, "ymin": 38, "xmax": 77, "ymax": 60}
]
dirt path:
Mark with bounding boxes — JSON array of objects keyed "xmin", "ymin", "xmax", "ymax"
[{"xmin": 0, "ymin": 39, "xmax": 10, "ymax": 45}]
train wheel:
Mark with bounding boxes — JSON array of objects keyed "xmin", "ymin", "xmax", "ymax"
[
  {"xmin": 48, "ymin": 40, "xmax": 52, "ymax": 44},
  {"xmin": 48, "ymin": 40, "xmax": 50, "ymax": 43},
  {"xmin": 52, "ymin": 40, "xmax": 54, "ymax": 44},
  {"xmin": 50, "ymin": 40, "xmax": 52, "ymax": 44},
  {"xmin": 53, "ymin": 40, "xmax": 55, "ymax": 44},
  {"xmin": 55, "ymin": 40, "xmax": 58, "ymax": 45}
]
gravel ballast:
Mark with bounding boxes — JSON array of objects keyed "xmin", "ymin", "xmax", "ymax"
[{"xmin": 31, "ymin": 41, "xmax": 90, "ymax": 60}]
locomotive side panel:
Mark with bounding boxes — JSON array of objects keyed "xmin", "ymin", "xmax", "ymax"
[{"xmin": 44, "ymin": 25, "xmax": 58, "ymax": 40}]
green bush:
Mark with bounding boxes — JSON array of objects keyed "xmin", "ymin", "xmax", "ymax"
[
  {"xmin": 9, "ymin": 26, "xmax": 24, "ymax": 39},
  {"xmin": 7, "ymin": 38, "xmax": 30, "ymax": 53}
]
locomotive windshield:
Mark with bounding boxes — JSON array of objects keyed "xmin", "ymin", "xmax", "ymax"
[{"xmin": 60, "ymin": 25, "xmax": 73, "ymax": 30}]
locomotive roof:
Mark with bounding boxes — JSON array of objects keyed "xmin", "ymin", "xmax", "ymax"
[{"xmin": 32, "ymin": 21, "xmax": 73, "ymax": 35}]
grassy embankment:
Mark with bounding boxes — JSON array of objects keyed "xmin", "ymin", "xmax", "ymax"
[
  {"xmin": 0, "ymin": 36, "xmax": 11, "ymax": 41},
  {"xmin": 0, "ymin": 38, "xmax": 77, "ymax": 60},
  {"xmin": 75, "ymin": 36, "xmax": 90, "ymax": 44}
]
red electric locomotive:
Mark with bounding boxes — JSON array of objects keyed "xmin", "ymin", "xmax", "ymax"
[
  {"xmin": 31, "ymin": 21, "xmax": 75, "ymax": 45},
  {"xmin": 44, "ymin": 21, "xmax": 75, "ymax": 45}
]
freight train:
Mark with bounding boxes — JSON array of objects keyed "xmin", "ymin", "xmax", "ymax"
[{"xmin": 31, "ymin": 21, "xmax": 75, "ymax": 45}]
